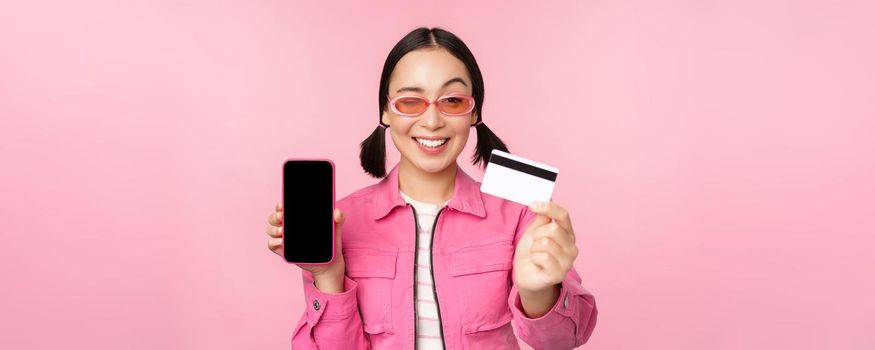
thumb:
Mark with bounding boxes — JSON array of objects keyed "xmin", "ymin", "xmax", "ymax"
[
  {"xmin": 334, "ymin": 208, "xmax": 345, "ymax": 226},
  {"xmin": 334, "ymin": 208, "xmax": 344, "ymax": 252}
]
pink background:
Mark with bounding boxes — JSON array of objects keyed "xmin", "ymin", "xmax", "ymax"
[{"xmin": 2, "ymin": 1, "xmax": 874, "ymax": 349}]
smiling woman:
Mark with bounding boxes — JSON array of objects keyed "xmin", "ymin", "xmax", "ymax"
[
  {"xmin": 268, "ymin": 26, "xmax": 597, "ymax": 350},
  {"xmin": 359, "ymin": 27, "xmax": 509, "ymax": 179}
]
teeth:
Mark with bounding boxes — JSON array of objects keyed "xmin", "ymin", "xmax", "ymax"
[{"xmin": 415, "ymin": 138, "xmax": 448, "ymax": 148}]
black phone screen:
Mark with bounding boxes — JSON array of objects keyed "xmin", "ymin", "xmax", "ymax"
[{"xmin": 283, "ymin": 160, "xmax": 334, "ymax": 264}]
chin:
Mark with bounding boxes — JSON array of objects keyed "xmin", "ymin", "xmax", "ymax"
[
  {"xmin": 402, "ymin": 147, "xmax": 462, "ymax": 174},
  {"xmin": 413, "ymin": 158, "xmax": 454, "ymax": 173}
]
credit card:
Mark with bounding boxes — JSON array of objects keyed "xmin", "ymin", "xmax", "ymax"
[{"xmin": 480, "ymin": 149, "xmax": 559, "ymax": 206}]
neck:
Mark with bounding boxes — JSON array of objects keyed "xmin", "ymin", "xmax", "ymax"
[{"xmin": 398, "ymin": 158, "xmax": 457, "ymax": 205}]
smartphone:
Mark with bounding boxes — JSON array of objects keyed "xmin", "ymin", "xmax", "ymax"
[{"xmin": 282, "ymin": 159, "xmax": 335, "ymax": 264}]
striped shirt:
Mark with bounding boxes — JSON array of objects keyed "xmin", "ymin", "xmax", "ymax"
[{"xmin": 400, "ymin": 191, "xmax": 449, "ymax": 350}]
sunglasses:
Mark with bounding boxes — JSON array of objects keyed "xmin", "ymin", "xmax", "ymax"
[{"xmin": 386, "ymin": 94, "xmax": 476, "ymax": 117}]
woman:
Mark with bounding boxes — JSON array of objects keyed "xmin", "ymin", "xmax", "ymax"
[{"xmin": 266, "ymin": 27, "xmax": 597, "ymax": 349}]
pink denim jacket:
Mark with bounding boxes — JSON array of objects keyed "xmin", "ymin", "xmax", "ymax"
[{"xmin": 291, "ymin": 163, "xmax": 597, "ymax": 349}]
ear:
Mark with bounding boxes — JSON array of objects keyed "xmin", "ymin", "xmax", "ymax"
[
  {"xmin": 470, "ymin": 111, "xmax": 478, "ymax": 126},
  {"xmin": 381, "ymin": 111, "xmax": 390, "ymax": 127}
]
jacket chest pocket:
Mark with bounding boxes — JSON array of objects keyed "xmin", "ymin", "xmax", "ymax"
[
  {"xmin": 344, "ymin": 246, "xmax": 398, "ymax": 335},
  {"xmin": 448, "ymin": 239, "xmax": 515, "ymax": 334}
]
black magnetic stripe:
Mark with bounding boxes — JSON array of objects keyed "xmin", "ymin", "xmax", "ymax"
[{"xmin": 488, "ymin": 153, "xmax": 557, "ymax": 182}]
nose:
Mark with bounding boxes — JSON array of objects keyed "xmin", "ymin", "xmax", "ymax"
[{"xmin": 419, "ymin": 101, "xmax": 444, "ymax": 130}]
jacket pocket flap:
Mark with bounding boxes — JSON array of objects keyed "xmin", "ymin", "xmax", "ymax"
[
  {"xmin": 462, "ymin": 312, "xmax": 513, "ymax": 334},
  {"xmin": 449, "ymin": 242, "xmax": 513, "ymax": 276},
  {"xmin": 344, "ymin": 248, "xmax": 397, "ymax": 279},
  {"xmin": 363, "ymin": 322, "xmax": 394, "ymax": 335}
]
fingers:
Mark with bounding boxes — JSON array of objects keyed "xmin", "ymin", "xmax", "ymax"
[
  {"xmin": 267, "ymin": 211, "xmax": 283, "ymax": 226},
  {"xmin": 265, "ymin": 224, "xmax": 282, "ymax": 238},
  {"xmin": 267, "ymin": 202, "xmax": 284, "ymax": 256},
  {"xmin": 528, "ymin": 201, "xmax": 574, "ymax": 242},
  {"xmin": 267, "ymin": 236, "xmax": 283, "ymax": 252},
  {"xmin": 529, "ymin": 235, "xmax": 574, "ymax": 272},
  {"xmin": 528, "ymin": 213, "xmax": 551, "ymax": 231},
  {"xmin": 530, "ymin": 251, "xmax": 564, "ymax": 283},
  {"xmin": 533, "ymin": 221, "xmax": 575, "ymax": 248}
]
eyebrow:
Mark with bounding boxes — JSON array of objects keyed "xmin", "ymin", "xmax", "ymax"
[{"xmin": 395, "ymin": 77, "xmax": 468, "ymax": 93}]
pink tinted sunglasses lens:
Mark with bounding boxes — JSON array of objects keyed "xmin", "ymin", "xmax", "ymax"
[
  {"xmin": 438, "ymin": 96, "xmax": 474, "ymax": 115},
  {"xmin": 393, "ymin": 97, "xmax": 428, "ymax": 115}
]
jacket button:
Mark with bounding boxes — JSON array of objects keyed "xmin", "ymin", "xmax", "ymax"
[
  {"xmin": 563, "ymin": 295, "xmax": 569, "ymax": 309},
  {"xmin": 313, "ymin": 300, "xmax": 321, "ymax": 311}
]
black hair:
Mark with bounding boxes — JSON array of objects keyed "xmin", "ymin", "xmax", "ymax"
[{"xmin": 359, "ymin": 27, "xmax": 508, "ymax": 178}]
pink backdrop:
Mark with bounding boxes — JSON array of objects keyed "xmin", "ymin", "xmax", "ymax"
[{"xmin": 2, "ymin": 1, "xmax": 874, "ymax": 349}]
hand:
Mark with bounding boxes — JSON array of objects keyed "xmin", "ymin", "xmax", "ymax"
[
  {"xmin": 513, "ymin": 201, "xmax": 579, "ymax": 295},
  {"xmin": 266, "ymin": 201, "xmax": 346, "ymax": 291}
]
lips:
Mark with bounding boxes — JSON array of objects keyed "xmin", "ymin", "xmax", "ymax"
[
  {"xmin": 413, "ymin": 137, "xmax": 449, "ymax": 148},
  {"xmin": 411, "ymin": 137, "xmax": 450, "ymax": 155}
]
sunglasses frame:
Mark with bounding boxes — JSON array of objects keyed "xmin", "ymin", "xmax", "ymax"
[{"xmin": 386, "ymin": 93, "xmax": 476, "ymax": 117}]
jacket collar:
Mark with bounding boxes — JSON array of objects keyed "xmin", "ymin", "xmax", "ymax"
[{"xmin": 372, "ymin": 162, "xmax": 486, "ymax": 220}]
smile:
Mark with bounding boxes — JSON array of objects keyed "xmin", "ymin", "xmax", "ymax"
[{"xmin": 413, "ymin": 137, "xmax": 449, "ymax": 148}]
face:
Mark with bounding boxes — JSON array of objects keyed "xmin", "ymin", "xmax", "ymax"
[{"xmin": 381, "ymin": 47, "xmax": 478, "ymax": 174}]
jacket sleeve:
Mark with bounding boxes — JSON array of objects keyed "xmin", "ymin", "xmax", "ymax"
[
  {"xmin": 291, "ymin": 269, "xmax": 370, "ymax": 349},
  {"xmin": 507, "ymin": 207, "xmax": 598, "ymax": 349}
]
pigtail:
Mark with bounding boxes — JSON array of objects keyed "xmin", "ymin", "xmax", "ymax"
[
  {"xmin": 359, "ymin": 125, "xmax": 387, "ymax": 178},
  {"xmin": 472, "ymin": 121, "xmax": 509, "ymax": 168}
]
